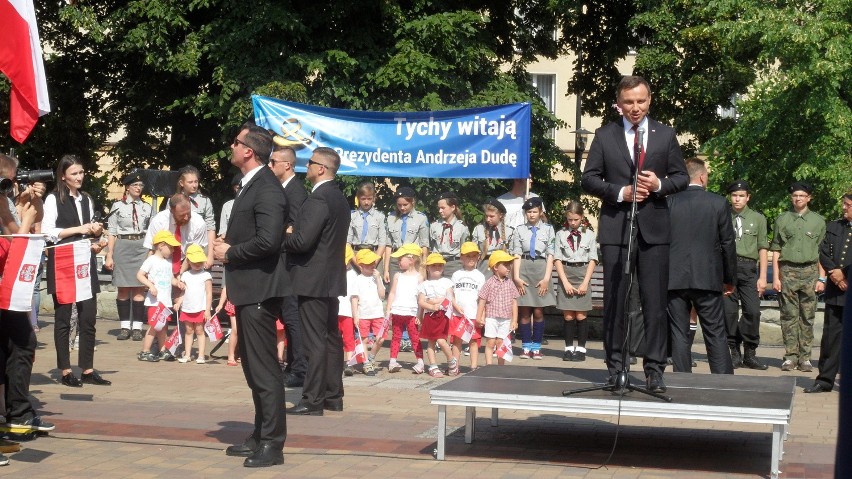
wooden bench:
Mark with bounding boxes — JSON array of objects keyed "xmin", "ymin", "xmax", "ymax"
[{"xmin": 430, "ymin": 366, "xmax": 794, "ymax": 478}]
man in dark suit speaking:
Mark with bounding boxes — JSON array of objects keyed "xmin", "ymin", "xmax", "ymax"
[
  {"xmin": 284, "ymin": 147, "xmax": 350, "ymax": 416},
  {"xmin": 667, "ymin": 158, "xmax": 736, "ymax": 374},
  {"xmin": 581, "ymin": 75, "xmax": 688, "ymax": 393},
  {"xmin": 214, "ymin": 123, "xmax": 289, "ymax": 467}
]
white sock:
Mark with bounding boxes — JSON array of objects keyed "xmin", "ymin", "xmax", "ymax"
[
  {"xmin": 120, "ymin": 320, "xmax": 131, "ymax": 329},
  {"xmin": 575, "ymin": 346, "xmax": 587, "ymax": 353}
]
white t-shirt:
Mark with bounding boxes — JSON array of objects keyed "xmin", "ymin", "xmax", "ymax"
[
  {"xmin": 497, "ymin": 191, "xmax": 542, "ymax": 230},
  {"xmin": 337, "ymin": 268, "xmax": 358, "ymax": 317},
  {"xmin": 352, "ymin": 273, "xmax": 384, "ymax": 319},
  {"xmin": 418, "ymin": 277, "xmax": 453, "ymax": 301},
  {"xmin": 451, "ymin": 268, "xmax": 485, "ymax": 319},
  {"xmin": 179, "ymin": 269, "xmax": 212, "ymax": 313},
  {"xmin": 140, "ymin": 255, "xmax": 175, "ymax": 307}
]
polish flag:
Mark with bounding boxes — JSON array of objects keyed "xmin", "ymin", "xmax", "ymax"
[
  {"xmin": 347, "ymin": 341, "xmax": 367, "ymax": 366},
  {"xmin": 52, "ymin": 240, "xmax": 92, "ymax": 305},
  {"xmin": 374, "ymin": 313, "xmax": 391, "ymax": 342},
  {"xmin": 496, "ymin": 336, "xmax": 513, "ymax": 362},
  {"xmin": 0, "ymin": 0, "xmax": 50, "ymax": 143},
  {"xmin": 147, "ymin": 302, "xmax": 172, "ymax": 332},
  {"xmin": 450, "ymin": 315, "xmax": 475, "ymax": 343},
  {"xmin": 0, "ymin": 235, "xmax": 45, "ymax": 311},
  {"xmin": 204, "ymin": 315, "xmax": 224, "ymax": 341},
  {"xmin": 164, "ymin": 324, "xmax": 182, "ymax": 354}
]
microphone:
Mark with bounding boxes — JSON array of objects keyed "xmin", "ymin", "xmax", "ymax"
[{"xmin": 637, "ymin": 127, "xmax": 645, "ymax": 155}]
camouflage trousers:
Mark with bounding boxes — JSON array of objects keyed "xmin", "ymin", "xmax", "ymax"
[{"xmin": 778, "ymin": 262, "xmax": 818, "ymax": 362}]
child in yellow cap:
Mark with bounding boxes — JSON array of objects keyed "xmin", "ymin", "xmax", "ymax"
[
  {"xmin": 337, "ymin": 245, "xmax": 359, "ymax": 376},
  {"xmin": 449, "ymin": 242, "xmax": 486, "ymax": 373},
  {"xmin": 176, "ymin": 244, "xmax": 213, "ymax": 364},
  {"xmin": 418, "ymin": 253, "xmax": 455, "ymax": 377},
  {"xmin": 351, "ymin": 248, "xmax": 386, "ymax": 365},
  {"xmin": 371, "ymin": 243, "xmax": 425, "ymax": 374},
  {"xmin": 136, "ymin": 230, "xmax": 182, "ymax": 362},
  {"xmin": 477, "ymin": 250, "xmax": 520, "ymax": 366}
]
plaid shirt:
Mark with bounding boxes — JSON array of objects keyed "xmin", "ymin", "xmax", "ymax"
[{"xmin": 478, "ymin": 275, "xmax": 519, "ymax": 319}]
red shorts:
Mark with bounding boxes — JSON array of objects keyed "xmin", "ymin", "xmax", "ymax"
[
  {"xmin": 449, "ymin": 314, "xmax": 482, "ymax": 341},
  {"xmin": 338, "ymin": 315, "xmax": 356, "ymax": 352},
  {"xmin": 276, "ymin": 318, "xmax": 285, "ymax": 331},
  {"xmin": 420, "ymin": 310, "xmax": 449, "ymax": 341},
  {"xmin": 180, "ymin": 310, "xmax": 205, "ymax": 323}
]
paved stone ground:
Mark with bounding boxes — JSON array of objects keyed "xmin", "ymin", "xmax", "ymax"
[{"xmin": 0, "ymin": 312, "xmax": 839, "ymax": 478}]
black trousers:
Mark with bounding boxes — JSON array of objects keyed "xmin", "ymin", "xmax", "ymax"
[
  {"xmin": 280, "ymin": 295, "xmax": 306, "ymax": 379},
  {"xmin": 600, "ymin": 238, "xmax": 669, "ymax": 377},
  {"xmin": 814, "ymin": 304, "xmax": 843, "ymax": 389},
  {"xmin": 298, "ymin": 296, "xmax": 343, "ymax": 408},
  {"xmin": 53, "ymin": 296, "xmax": 97, "ymax": 371},
  {"xmin": 668, "ymin": 289, "xmax": 734, "ymax": 374},
  {"xmin": 0, "ymin": 310, "xmax": 37, "ymax": 421},
  {"xmin": 235, "ymin": 297, "xmax": 286, "ymax": 447},
  {"xmin": 723, "ymin": 259, "xmax": 762, "ymax": 347}
]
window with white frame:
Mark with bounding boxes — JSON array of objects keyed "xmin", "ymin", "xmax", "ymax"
[{"xmin": 529, "ymin": 73, "xmax": 556, "ymax": 138}]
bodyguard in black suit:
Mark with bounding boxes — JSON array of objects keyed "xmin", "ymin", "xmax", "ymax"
[
  {"xmin": 667, "ymin": 158, "xmax": 736, "ymax": 374},
  {"xmin": 581, "ymin": 76, "xmax": 688, "ymax": 393},
  {"xmin": 284, "ymin": 147, "xmax": 350, "ymax": 415},
  {"xmin": 269, "ymin": 145, "xmax": 310, "ymax": 388},
  {"xmin": 805, "ymin": 192, "xmax": 852, "ymax": 393},
  {"xmin": 214, "ymin": 124, "xmax": 289, "ymax": 467}
]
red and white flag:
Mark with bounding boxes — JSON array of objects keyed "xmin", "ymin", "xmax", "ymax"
[
  {"xmin": 147, "ymin": 302, "xmax": 172, "ymax": 332},
  {"xmin": 52, "ymin": 240, "xmax": 92, "ymax": 305},
  {"xmin": 374, "ymin": 313, "xmax": 391, "ymax": 342},
  {"xmin": 497, "ymin": 336, "xmax": 513, "ymax": 362},
  {"xmin": 0, "ymin": 0, "xmax": 50, "ymax": 143},
  {"xmin": 164, "ymin": 324, "xmax": 182, "ymax": 354},
  {"xmin": 347, "ymin": 340, "xmax": 367, "ymax": 366},
  {"xmin": 0, "ymin": 234, "xmax": 45, "ymax": 311},
  {"xmin": 451, "ymin": 315, "xmax": 476, "ymax": 343},
  {"xmin": 204, "ymin": 315, "xmax": 224, "ymax": 341}
]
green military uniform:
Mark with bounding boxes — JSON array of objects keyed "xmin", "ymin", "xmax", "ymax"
[
  {"xmin": 771, "ymin": 207, "xmax": 825, "ymax": 366},
  {"xmin": 724, "ymin": 200, "xmax": 770, "ymax": 368}
]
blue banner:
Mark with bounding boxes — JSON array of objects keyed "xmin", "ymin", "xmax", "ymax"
[{"xmin": 252, "ymin": 96, "xmax": 530, "ymax": 179}]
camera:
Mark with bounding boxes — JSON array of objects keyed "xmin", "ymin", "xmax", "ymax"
[{"xmin": 0, "ymin": 169, "xmax": 54, "ymax": 194}]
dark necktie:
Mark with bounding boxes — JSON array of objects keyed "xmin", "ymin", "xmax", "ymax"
[
  {"xmin": 443, "ymin": 223, "xmax": 453, "ymax": 245},
  {"xmin": 631, "ymin": 124, "xmax": 646, "ymax": 171},
  {"xmin": 131, "ymin": 201, "xmax": 139, "ymax": 231},
  {"xmin": 569, "ymin": 230, "xmax": 580, "ymax": 251},
  {"xmin": 529, "ymin": 226, "xmax": 538, "ymax": 259}
]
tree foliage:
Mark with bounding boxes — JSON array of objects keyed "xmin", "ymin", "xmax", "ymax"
[{"xmin": 1, "ymin": 0, "xmax": 569, "ymax": 223}]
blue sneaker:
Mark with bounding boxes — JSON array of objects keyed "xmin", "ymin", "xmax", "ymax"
[{"xmin": 9, "ymin": 415, "xmax": 55, "ymax": 432}]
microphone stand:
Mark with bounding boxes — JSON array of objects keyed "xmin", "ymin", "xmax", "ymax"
[{"xmin": 564, "ymin": 133, "xmax": 672, "ymax": 402}]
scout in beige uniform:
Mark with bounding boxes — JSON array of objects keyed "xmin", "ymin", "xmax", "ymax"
[
  {"xmin": 510, "ymin": 197, "xmax": 555, "ymax": 359},
  {"xmin": 105, "ymin": 171, "xmax": 153, "ymax": 341},
  {"xmin": 347, "ymin": 182, "xmax": 388, "ymax": 268},
  {"xmin": 471, "ymin": 198, "xmax": 514, "ymax": 275},
  {"xmin": 429, "ymin": 191, "xmax": 469, "ymax": 279},
  {"xmin": 554, "ymin": 201, "xmax": 598, "ymax": 362}
]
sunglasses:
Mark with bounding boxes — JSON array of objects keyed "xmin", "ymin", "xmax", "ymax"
[
  {"xmin": 308, "ymin": 159, "xmax": 330, "ymax": 169},
  {"xmin": 232, "ymin": 137, "xmax": 251, "ymax": 149}
]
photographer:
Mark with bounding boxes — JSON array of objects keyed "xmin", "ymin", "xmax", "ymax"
[
  {"xmin": 42, "ymin": 155, "xmax": 110, "ymax": 388},
  {"xmin": 0, "ymin": 154, "xmax": 54, "ymax": 462}
]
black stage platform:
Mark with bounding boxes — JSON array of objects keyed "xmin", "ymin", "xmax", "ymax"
[{"xmin": 430, "ymin": 366, "xmax": 794, "ymax": 478}]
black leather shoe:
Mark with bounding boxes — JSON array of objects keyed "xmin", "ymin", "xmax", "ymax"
[
  {"xmin": 286, "ymin": 403, "xmax": 323, "ymax": 416},
  {"xmin": 284, "ymin": 375, "xmax": 304, "ymax": 388},
  {"xmin": 81, "ymin": 371, "xmax": 112, "ymax": 386},
  {"xmin": 226, "ymin": 435, "xmax": 259, "ymax": 457},
  {"xmin": 243, "ymin": 442, "xmax": 284, "ymax": 467},
  {"xmin": 61, "ymin": 373, "xmax": 83, "ymax": 387},
  {"xmin": 573, "ymin": 351, "xmax": 586, "ymax": 362},
  {"xmin": 562, "ymin": 350, "xmax": 574, "ymax": 361},
  {"xmin": 803, "ymin": 383, "xmax": 832, "ymax": 393},
  {"xmin": 647, "ymin": 372, "xmax": 667, "ymax": 393},
  {"xmin": 629, "ymin": 356, "xmax": 638, "ymax": 365},
  {"xmin": 323, "ymin": 399, "xmax": 343, "ymax": 412}
]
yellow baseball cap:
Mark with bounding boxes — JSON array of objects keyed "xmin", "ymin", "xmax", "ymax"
[
  {"xmin": 460, "ymin": 242, "xmax": 481, "ymax": 255},
  {"xmin": 185, "ymin": 243, "xmax": 207, "ymax": 263},
  {"xmin": 390, "ymin": 243, "xmax": 421, "ymax": 258},
  {"xmin": 424, "ymin": 253, "xmax": 446, "ymax": 266},
  {"xmin": 152, "ymin": 230, "xmax": 180, "ymax": 247},
  {"xmin": 488, "ymin": 250, "xmax": 515, "ymax": 269},
  {"xmin": 355, "ymin": 248, "xmax": 380, "ymax": 265},
  {"xmin": 345, "ymin": 244, "xmax": 354, "ymax": 265}
]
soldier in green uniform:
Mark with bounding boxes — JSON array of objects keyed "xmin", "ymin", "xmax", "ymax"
[
  {"xmin": 770, "ymin": 181, "xmax": 826, "ymax": 372},
  {"xmin": 724, "ymin": 181, "xmax": 769, "ymax": 369}
]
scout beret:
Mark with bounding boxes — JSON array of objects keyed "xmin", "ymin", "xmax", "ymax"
[
  {"xmin": 727, "ymin": 180, "xmax": 750, "ymax": 193},
  {"xmin": 522, "ymin": 196, "xmax": 544, "ymax": 211},
  {"xmin": 789, "ymin": 181, "xmax": 813, "ymax": 195},
  {"xmin": 485, "ymin": 197, "xmax": 507, "ymax": 214},
  {"xmin": 121, "ymin": 170, "xmax": 143, "ymax": 186},
  {"xmin": 394, "ymin": 186, "xmax": 417, "ymax": 199}
]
